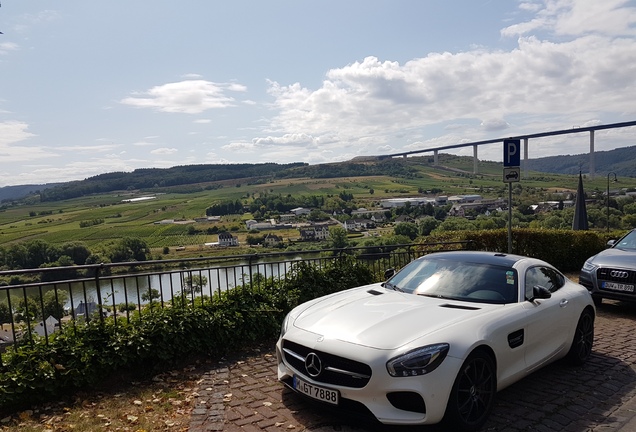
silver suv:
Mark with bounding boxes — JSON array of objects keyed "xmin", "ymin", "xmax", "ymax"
[{"xmin": 579, "ymin": 229, "xmax": 636, "ymax": 305}]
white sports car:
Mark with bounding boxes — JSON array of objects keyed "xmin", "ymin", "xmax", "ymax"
[{"xmin": 276, "ymin": 251, "xmax": 595, "ymax": 431}]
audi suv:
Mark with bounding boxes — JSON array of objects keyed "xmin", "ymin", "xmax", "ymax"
[{"xmin": 579, "ymin": 229, "xmax": 636, "ymax": 305}]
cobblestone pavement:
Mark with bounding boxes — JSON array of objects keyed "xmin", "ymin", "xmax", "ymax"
[{"xmin": 189, "ymin": 300, "xmax": 636, "ymax": 432}]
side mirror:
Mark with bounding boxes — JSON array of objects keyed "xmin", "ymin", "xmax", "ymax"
[
  {"xmin": 530, "ymin": 285, "xmax": 552, "ymax": 301},
  {"xmin": 384, "ymin": 268, "xmax": 396, "ymax": 279},
  {"xmin": 606, "ymin": 239, "xmax": 616, "ymax": 248}
]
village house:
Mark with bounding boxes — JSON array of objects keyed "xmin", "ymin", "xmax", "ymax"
[
  {"xmin": 75, "ymin": 301, "xmax": 98, "ymax": 318},
  {"xmin": 245, "ymin": 219, "xmax": 274, "ymax": 230},
  {"xmin": 218, "ymin": 232, "xmax": 239, "ymax": 246},
  {"xmin": 343, "ymin": 218, "xmax": 374, "ymax": 231},
  {"xmin": 263, "ymin": 233, "xmax": 283, "ymax": 247},
  {"xmin": 290, "ymin": 207, "xmax": 311, "ymax": 216},
  {"xmin": 380, "ymin": 197, "xmax": 436, "ymax": 208},
  {"xmin": 33, "ymin": 316, "xmax": 60, "ymax": 338},
  {"xmin": 299, "ymin": 225, "xmax": 330, "ymax": 241},
  {"xmin": 394, "ymin": 215, "xmax": 414, "ymax": 224}
]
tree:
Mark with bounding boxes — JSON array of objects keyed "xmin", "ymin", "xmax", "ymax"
[
  {"xmin": 308, "ymin": 209, "xmax": 330, "ymax": 221},
  {"xmin": 5, "ymin": 243, "xmax": 28, "ymax": 269},
  {"xmin": 436, "ymin": 217, "xmax": 477, "ymax": 232},
  {"xmin": 141, "ymin": 288, "xmax": 161, "ymax": 302},
  {"xmin": 624, "ymin": 203, "xmax": 636, "ymax": 215},
  {"xmin": 26, "ymin": 239, "xmax": 56, "ymax": 268},
  {"xmin": 42, "ymin": 290, "xmax": 69, "ymax": 320},
  {"xmin": 0, "ymin": 302, "xmax": 11, "ymax": 324},
  {"xmin": 434, "ymin": 207, "xmax": 447, "ymax": 221},
  {"xmin": 474, "ymin": 217, "xmax": 498, "ymax": 230},
  {"xmin": 60, "ymin": 242, "xmax": 92, "ymax": 265},
  {"xmin": 15, "ymin": 296, "xmax": 40, "ymax": 322},
  {"xmin": 183, "ymin": 274, "xmax": 208, "ymax": 295},
  {"xmin": 40, "ymin": 256, "xmax": 78, "ymax": 282},
  {"xmin": 109, "ymin": 237, "xmax": 150, "ymax": 263},
  {"xmin": 246, "ymin": 234, "xmax": 265, "ymax": 245},
  {"xmin": 418, "ymin": 216, "xmax": 440, "ymax": 236},
  {"xmin": 328, "ymin": 226, "xmax": 350, "ymax": 249},
  {"xmin": 622, "ymin": 214, "xmax": 636, "ymax": 228},
  {"xmin": 394, "ymin": 222, "xmax": 419, "ymax": 240}
]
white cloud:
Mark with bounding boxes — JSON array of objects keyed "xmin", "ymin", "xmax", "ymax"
[
  {"xmin": 150, "ymin": 147, "xmax": 178, "ymax": 155},
  {"xmin": 55, "ymin": 143, "xmax": 121, "ymax": 153},
  {"xmin": 481, "ymin": 119, "xmax": 511, "ymax": 132},
  {"xmin": 120, "ymin": 79, "xmax": 247, "ymax": 114},
  {"xmin": 502, "ymin": 0, "xmax": 636, "ymax": 38},
  {"xmin": 0, "ymin": 42, "xmax": 19, "ymax": 55},
  {"xmin": 259, "ymin": 22, "xmax": 636, "ymax": 161},
  {"xmin": 0, "ymin": 121, "xmax": 36, "ymax": 145}
]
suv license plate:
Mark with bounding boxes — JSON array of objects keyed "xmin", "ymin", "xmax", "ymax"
[
  {"xmin": 293, "ymin": 376, "xmax": 339, "ymax": 405},
  {"xmin": 602, "ymin": 281, "xmax": 635, "ymax": 293}
]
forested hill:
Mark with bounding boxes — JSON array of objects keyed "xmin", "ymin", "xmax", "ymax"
[
  {"xmin": 3, "ymin": 145, "xmax": 635, "ymax": 202},
  {"xmin": 0, "ymin": 183, "xmax": 62, "ymax": 202},
  {"xmin": 39, "ymin": 163, "xmax": 308, "ymax": 202},
  {"xmin": 525, "ymin": 145, "xmax": 636, "ymax": 176}
]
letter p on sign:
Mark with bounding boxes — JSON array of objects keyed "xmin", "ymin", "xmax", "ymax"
[{"xmin": 504, "ymin": 139, "xmax": 521, "ymax": 167}]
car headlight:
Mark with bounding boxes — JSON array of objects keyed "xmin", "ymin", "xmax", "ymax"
[
  {"xmin": 582, "ymin": 260, "xmax": 598, "ymax": 272},
  {"xmin": 386, "ymin": 343, "xmax": 450, "ymax": 377},
  {"xmin": 280, "ymin": 313, "xmax": 292, "ymax": 338}
]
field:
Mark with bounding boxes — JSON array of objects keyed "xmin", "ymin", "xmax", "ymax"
[{"xmin": 1, "ymin": 157, "xmax": 634, "ymax": 254}]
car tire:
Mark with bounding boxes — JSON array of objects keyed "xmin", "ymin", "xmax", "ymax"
[
  {"xmin": 566, "ymin": 309, "xmax": 594, "ymax": 366},
  {"xmin": 566, "ymin": 309, "xmax": 595, "ymax": 366},
  {"xmin": 443, "ymin": 349, "xmax": 496, "ymax": 432}
]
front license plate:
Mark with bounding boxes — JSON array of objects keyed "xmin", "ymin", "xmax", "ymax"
[
  {"xmin": 602, "ymin": 281, "xmax": 635, "ymax": 293},
  {"xmin": 293, "ymin": 376, "xmax": 339, "ymax": 405}
]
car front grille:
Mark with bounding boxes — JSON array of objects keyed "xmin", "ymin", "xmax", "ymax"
[
  {"xmin": 282, "ymin": 339, "xmax": 372, "ymax": 388},
  {"xmin": 597, "ymin": 268, "xmax": 636, "ymax": 284}
]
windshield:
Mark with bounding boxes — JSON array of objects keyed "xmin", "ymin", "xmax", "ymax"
[
  {"xmin": 386, "ymin": 257, "xmax": 518, "ymax": 304},
  {"xmin": 614, "ymin": 230, "xmax": 636, "ymax": 251}
]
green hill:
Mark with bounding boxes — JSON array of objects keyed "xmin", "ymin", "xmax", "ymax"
[
  {"xmin": 1, "ymin": 145, "xmax": 634, "ymax": 203},
  {"xmin": 525, "ymin": 145, "xmax": 636, "ymax": 176}
]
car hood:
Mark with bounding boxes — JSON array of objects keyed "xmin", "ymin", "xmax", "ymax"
[
  {"xmin": 291, "ymin": 285, "xmax": 499, "ymax": 350},
  {"xmin": 589, "ymin": 248, "xmax": 636, "ymax": 267}
]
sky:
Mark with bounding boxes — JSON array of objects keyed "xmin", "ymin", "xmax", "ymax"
[{"xmin": 1, "ymin": 1, "xmax": 636, "ymax": 187}]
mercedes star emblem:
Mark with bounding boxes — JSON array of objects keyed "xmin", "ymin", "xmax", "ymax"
[{"xmin": 305, "ymin": 352, "xmax": 322, "ymax": 377}]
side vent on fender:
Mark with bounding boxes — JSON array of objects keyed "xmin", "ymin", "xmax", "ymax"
[{"xmin": 508, "ymin": 329, "xmax": 524, "ymax": 349}]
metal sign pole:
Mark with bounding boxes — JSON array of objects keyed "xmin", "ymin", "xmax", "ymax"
[
  {"xmin": 503, "ymin": 138, "xmax": 520, "ymax": 255},
  {"xmin": 508, "ymin": 183, "xmax": 512, "ymax": 254}
]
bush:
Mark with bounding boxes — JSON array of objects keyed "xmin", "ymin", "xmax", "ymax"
[
  {"xmin": 0, "ymin": 256, "xmax": 375, "ymax": 413},
  {"xmin": 427, "ymin": 228, "xmax": 619, "ymax": 272}
]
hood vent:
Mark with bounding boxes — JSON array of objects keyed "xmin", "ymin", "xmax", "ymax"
[
  {"xmin": 440, "ymin": 303, "xmax": 480, "ymax": 311},
  {"xmin": 367, "ymin": 289, "xmax": 384, "ymax": 296}
]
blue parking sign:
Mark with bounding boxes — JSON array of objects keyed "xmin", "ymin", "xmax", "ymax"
[{"xmin": 503, "ymin": 139, "xmax": 520, "ymax": 167}]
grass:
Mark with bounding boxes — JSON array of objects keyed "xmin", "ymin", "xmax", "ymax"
[{"xmin": 0, "ymin": 361, "xmax": 207, "ymax": 432}]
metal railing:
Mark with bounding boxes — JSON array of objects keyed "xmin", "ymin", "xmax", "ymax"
[{"xmin": 0, "ymin": 241, "xmax": 472, "ymax": 350}]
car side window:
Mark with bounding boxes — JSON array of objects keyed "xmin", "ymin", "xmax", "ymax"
[{"xmin": 525, "ymin": 266, "xmax": 565, "ymax": 299}]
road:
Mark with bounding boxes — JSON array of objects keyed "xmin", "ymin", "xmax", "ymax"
[{"xmin": 189, "ymin": 299, "xmax": 636, "ymax": 432}]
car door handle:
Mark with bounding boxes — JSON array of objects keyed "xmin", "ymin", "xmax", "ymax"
[{"xmin": 560, "ymin": 299, "xmax": 569, "ymax": 308}]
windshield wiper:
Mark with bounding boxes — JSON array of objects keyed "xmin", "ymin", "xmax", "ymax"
[
  {"xmin": 418, "ymin": 293, "xmax": 462, "ymax": 300},
  {"xmin": 383, "ymin": 282, "xmax": 403, "ymax": 292}
]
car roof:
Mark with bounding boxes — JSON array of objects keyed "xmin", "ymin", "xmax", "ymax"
[{"xmin": 419, "ymin": 250, "xmax": 530, "ymax": 268}]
